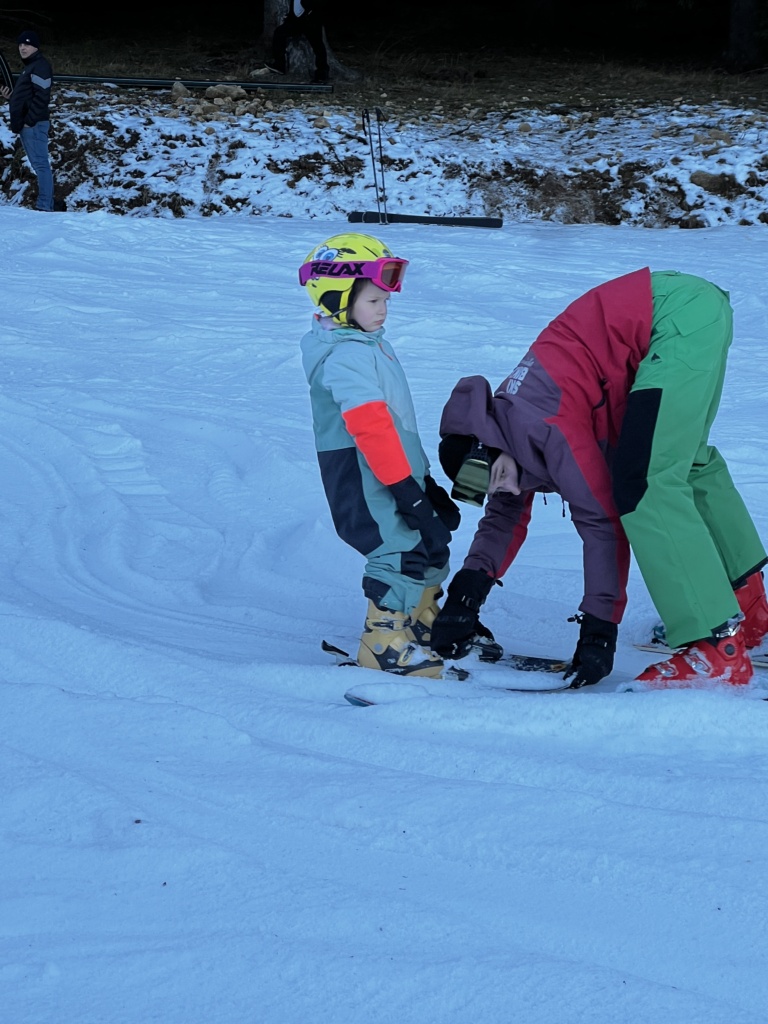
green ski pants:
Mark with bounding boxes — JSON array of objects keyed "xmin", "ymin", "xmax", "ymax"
[{"xmin": 613, "ymin": 271, "xmax": 766, "ymax": 648}]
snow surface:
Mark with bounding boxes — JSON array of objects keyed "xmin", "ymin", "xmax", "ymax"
[{"xmin": 2, "ymin": 99, "xmax": 768, "ymax": 1023}]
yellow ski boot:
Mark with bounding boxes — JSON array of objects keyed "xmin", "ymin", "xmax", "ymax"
[{"xmin": 357, "ymin": 600, "xmax": 444, "ymax": 678}]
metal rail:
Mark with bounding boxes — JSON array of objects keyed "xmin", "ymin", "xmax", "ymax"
[{"xmin": 55, "ymin": 74, "xmax": 333, "ymax": 94}]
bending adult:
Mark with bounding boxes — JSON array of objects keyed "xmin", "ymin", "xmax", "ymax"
[{"xmin": 432, "ymin": 268, "xmax": 768, "ymax": 689}]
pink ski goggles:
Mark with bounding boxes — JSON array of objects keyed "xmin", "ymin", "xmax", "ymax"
[{"xmin": 299, "ymin": 256, "xmax": 409, "ymax": 292}]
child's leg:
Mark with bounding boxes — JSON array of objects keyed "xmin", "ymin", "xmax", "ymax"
[
  {"xmin": 361, "ymin": 559, "xmax": 450, "ymax": 620},
  {"xmin": 356, "ymin": 558, "xmax": 449, "ymax": 676}
]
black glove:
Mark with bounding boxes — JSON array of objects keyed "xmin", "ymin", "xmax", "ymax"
[
  {"xmin": 563, "ymin": 612, "xmax": 617, "ymax": 688},
  {"xmin": 424, "ymin": 475, "xmax": 461, "ymax": 532},
  {"xmin": 389, "ymin": 476, "xmax": 451, "ymax": 556},
  {"xmin": 431, "ymin": 568, "xmax": 495, "ymax": 659}
]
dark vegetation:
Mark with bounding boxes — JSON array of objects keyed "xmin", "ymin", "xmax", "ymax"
[
  {"xmin": 2, "ymin": 33, "xmax": 768, "ymax": 122},
  {"xmin": 2, "ymin": 1, "xmax": 768, "ymax": 120},
  {"xmin": 3, "ymin": 5, "xmax": 768, "ymax": 222}
]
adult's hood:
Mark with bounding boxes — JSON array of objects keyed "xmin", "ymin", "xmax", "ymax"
[
  {"xmin": 439, "ymin": 375, "xmax": 510, "ymax": 451},
  {"xmin": 439, "ymin": 374, "xmax": 557, "ymax": 494}
]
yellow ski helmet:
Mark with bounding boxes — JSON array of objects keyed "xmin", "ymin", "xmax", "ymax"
[{"xmin": 298, "ymin": 233, "xmax": 408, "ymax": 325}]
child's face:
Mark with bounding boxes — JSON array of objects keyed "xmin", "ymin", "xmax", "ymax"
[{"xmin": 348, "ymin": 280, "xmax": 391, "ymax": 332}]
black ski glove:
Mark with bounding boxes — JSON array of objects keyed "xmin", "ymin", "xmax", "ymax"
[
  {"xmin": 431, "ymin": 568, "xmax": 495, "ymax": 659},
  {"xmin": 563, "ymin": 612, "xmax": 618, "ymax": 688},
  {"xmin": 389, "ymin": 476, "xmax": 452, "ymax": 557},
  {"xmin": 424, "ymin": 475, "xmax": 461, "ymax": 532}
]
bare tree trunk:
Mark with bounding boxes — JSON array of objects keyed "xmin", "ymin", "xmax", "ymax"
[
  {"xmin": 724, "ymin": 0, "xmax": 762, "ymax": 70},
  {"xmin": 262, "ymin": 0, "xmax": 360, "ymax": 81},
  {"xmin": 263, "ymin": 0, "xmax": 291, "ymax": 40}
]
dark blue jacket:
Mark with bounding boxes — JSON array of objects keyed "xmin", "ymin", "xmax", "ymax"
[{"xmin": 9, "ymin": 50, "xmax": 52, "ymax": 133}]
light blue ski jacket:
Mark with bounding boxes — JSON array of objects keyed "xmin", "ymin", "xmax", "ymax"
[{"xmin": 300, "ymin": 315, "xmax": 430, "ymax": 556}]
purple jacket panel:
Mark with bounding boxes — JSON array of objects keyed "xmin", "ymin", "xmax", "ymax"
[{"xmin": 439, "ymin": 269, "xmax": 655, "ymax": 623}]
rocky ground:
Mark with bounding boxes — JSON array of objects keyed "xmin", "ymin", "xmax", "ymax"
[{"xmin": 3, "ymin": 38, "xmax": 768, "ymax": 225}]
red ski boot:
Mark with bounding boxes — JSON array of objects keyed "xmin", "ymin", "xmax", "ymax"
[
  {"xmin": 734, "ymin": 570, "xmax": 768, "ymax": 649},
  {"xmin": 633, "ymin": 625, "xmax": 753, "ymax": 689}
]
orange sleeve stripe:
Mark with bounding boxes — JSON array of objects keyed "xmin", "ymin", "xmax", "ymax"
[{"xmin": 342, "ymin": 400, "xmax": 412, "ymax": 485}]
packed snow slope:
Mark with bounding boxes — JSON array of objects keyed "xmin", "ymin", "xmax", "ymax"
[{"xmin": 2, "ymin": 205, "xmax": 768, "ymax": 1023}]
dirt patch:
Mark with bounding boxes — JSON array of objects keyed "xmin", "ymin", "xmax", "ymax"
[
  {"xmin": 7, "ymin": 31, "xmax": 768, "ymax": 119},
  {"xmin": 4, "ymin": 35, "xmax": 768, "ymax": 224}
]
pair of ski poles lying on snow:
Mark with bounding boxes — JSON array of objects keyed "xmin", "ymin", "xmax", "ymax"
[{"xmin": 362, "ymin": 107, "xmax": 389, "ymax": 224}]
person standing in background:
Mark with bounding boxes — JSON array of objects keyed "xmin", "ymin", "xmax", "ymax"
[
  {"xmin": 265, "ymin": 0, "xmax": 330, "ymax": 84},
  {"xmin": 0, "ymin": 29, "xmax": 55, "ymax": 211}
]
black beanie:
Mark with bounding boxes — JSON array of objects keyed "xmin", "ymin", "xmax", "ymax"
[
  {"xmin": 439, "ymin": 433, "xmax": 474, "ymax": 481},
  {"xmin": 17, "ymin": 30, "xmax": 41, "ymax": 48}
]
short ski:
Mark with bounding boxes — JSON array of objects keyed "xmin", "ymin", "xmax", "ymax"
[
  {"xmin": 322, "ymin": 639, "xmax": 469, "ymax": 680},
  {"xmin": 322, "ymin": 640, "xmax": 576, "ymax": 704},
  {"xmin": 325, "ymin": 639, "xmax": 768, "ymax": 706},
  {"xmin": 322, "ymin": 640, "xmax": 568, "ymax": 676},
  {"xmin": 499, "ymin": 653, "xmax": 570, "ymax": 674},
  {"xmin": 344, "ymin": 675, "xmax": 574, "ymax": 706}
]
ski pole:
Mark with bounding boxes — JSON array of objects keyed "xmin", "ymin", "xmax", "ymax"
[
  {"xmin": 374, "ymin": 107, "xmax": 388, "ymax": 224},
  {"xmin": 362, "ymin": 108, "xmax": 382, "ymax": 223}
]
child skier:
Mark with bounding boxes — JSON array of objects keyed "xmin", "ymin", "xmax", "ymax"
[
  {"xmin": 431, "ymin": 268, "xmax": 768, "ymax": 689},
  {"xmin": 299, "ymin": 233, "xmax": 463, "ymax": 677}
]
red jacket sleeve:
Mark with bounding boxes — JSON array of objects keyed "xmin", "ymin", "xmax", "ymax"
[{"xmin": 342, "ymin": 400, "xmax": 411, "ymax": 485}]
